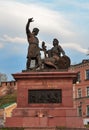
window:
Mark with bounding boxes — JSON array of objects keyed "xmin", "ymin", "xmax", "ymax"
[
  {"xmin": 86, "ymin": 87, "xmax": 89, "ymax": 97},
  {"xmin": 77, "ymin": 88, "xmax": 82, "ymax": 98},
  {"xmin": 77, "ymin": 72, "xmax": 80, "ymax": 82},
  {"xmin": 78, "ymin": 106, "xmax": 82, "ymax": 116},
  {"xmin": 86, "ymin": 70, "xmax": 89, "ymax": 80},
  {"xmin": 86, "ymin": 105, "xmax": 89, "ymax": 116}
]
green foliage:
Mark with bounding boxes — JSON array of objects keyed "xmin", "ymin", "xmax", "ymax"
[{"xmin": 0, "ymin": 92, "xmax": 17, "ymax": 108}]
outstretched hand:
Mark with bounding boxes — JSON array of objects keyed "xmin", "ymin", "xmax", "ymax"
[
  {"xmin": 42, "ymin": 41, "xmax": 46, "ymax": 50},
  {"xmin": 28, "ymin": 18, "xmax": 34, "ymax": 22}
]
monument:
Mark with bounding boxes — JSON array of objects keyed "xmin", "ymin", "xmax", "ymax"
[{"xmin": 5, "ymin": 18, "xmax": 83, "ymax": 128}]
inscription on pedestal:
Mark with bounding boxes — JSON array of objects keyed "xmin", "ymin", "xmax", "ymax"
[{"xmin": 28, "ymin": 89, "xmax": 62, "ymax": 103}]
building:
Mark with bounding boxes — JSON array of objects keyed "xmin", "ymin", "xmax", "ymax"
[
  {"xmin": 69, "ymin": 59, "xmax": 89, "ymax": 125},
  {"xmin": 0, "ymin": 103, "xmax": 17, "ymax": 127},
  {"xmin": 0, "ymin": 80, "xmax": 17, "ymax": 127},
  {"xmin": 0, "ymin": 73, "xmax": 7, "ymax": 85},
  {"xmin": 0, "ymin": 81, "xmax": 17, "ymax": 96}
]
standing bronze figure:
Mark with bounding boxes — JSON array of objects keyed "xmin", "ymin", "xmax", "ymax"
[{"xmin": 26, "ymin": 18, "xmax": 41, "ymax": 70}]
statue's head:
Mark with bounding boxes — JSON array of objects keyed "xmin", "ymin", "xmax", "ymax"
[
  {"xmin": 53, "ymin": 38, "xmax": 59, "ymax": 46},
  {"xmin": 32, "ymin": 28, "xmax": 39, "ymax": 35}
]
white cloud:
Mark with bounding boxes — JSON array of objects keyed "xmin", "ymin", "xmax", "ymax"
[
  {"xmin": 0, "ymin": 35, "xmax": 26, "ymax": 44},
  {"xmin": 0, "ymin": 0, "xmax": 74, "ymax": 38},
  {"xmin": 63, "ymin": 43, "xmax": 87, "ymax": 54},
  {"xmin": 0, "ymin": 43, "xmax": 3, "ymax": 48}
]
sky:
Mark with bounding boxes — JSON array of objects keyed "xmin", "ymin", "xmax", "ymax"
[{"xmin": 0, "ymin": 0, "xmax": 89, "ymax": 80}]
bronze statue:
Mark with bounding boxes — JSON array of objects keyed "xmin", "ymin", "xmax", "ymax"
[
  {"xmin": 25, "ymin": 18, "xmax": 70, "ymax": 71},
  {"xmin": 26, "ymin": 18, "xmax": 41, "ymax": 69},
  {"xmin": 47, "ymin": 38, "xmax": 65, "ymax": 58},
  {"xmin": 43, "ymin": 38, "xmax": 70, "ymax": 69}
]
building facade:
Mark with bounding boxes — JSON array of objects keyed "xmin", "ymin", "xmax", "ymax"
[
  {"xmin": 69, "ymin": 59, "xmax": 89, "ymax": 125},
  {"xmin": 0, "ymin": 81, "xmax": 17, "ymax": 96}
]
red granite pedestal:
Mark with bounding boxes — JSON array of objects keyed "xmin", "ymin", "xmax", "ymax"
[{"xmin": 5, "ymin": 71, "xmax": 83, "ymax": 128}]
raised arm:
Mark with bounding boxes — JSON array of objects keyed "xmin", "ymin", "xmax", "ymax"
[{"xmin": 26, "ymin": 18, "xmax": 34, "ymax": 36}]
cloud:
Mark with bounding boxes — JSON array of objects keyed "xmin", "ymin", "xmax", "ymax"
[
  {"xmin": 0, "ymin": 35, "xmax": 26, "ymax": 44},
  {"xmin": 63, "ymin": 43, "xmax": 87, "ymax": 54},
  {"xmin": 1, "ymin": 34, "xmax": 87, "ymax": 55},
  {"xmin": 0, "ymin": 0, "xmax": 74, "ymax": 38},
  {"xmin": 0, "ymin": 43, "xmax": 3, "ymax": 48}
]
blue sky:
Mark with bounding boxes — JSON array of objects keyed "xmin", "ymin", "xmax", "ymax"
[{"xmin": 0, "ymin": 0, "xmax": 89, "ymax": 80}]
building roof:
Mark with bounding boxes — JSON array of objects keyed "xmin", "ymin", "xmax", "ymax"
[
  {"xmin": 70, "ymin": 59, "xmax": 89, "ymax": 68},
  {"xmin": 0, "ymin": 103, "xmax": 16, "ymax": 109}
]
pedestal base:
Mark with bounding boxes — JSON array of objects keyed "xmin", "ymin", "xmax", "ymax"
[
  {"xmin": 5, "ymin": 71, "xmax": 84, "ymax": 128},
  {"xmin": 5, "ymin": 107, "xmax": 83, "ymax": 128}
]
